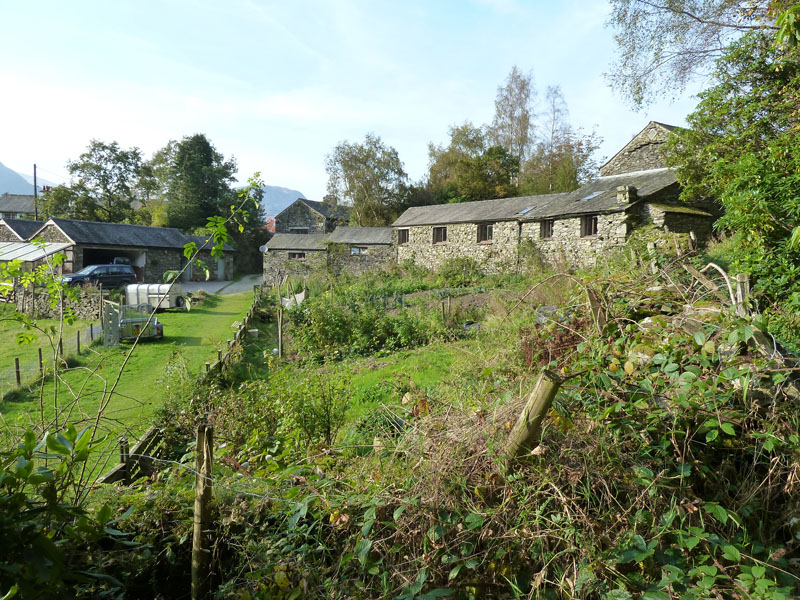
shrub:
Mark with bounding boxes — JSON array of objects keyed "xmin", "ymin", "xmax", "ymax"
[{"xmin": 436, "ymin": 257, "xmax": 483, "ymax": 287}]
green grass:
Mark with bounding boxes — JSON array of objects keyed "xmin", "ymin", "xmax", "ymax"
[
  {"xmin": 0, "ymin": 304, "xmax": 92, "ymax": 379},
  {"xmin": 0, "ymin": 291, "xmax": 254, "ymax": 444},
  {"xmin": 344, "ymin": 339, "xmax": 468, "ymax": 423}
]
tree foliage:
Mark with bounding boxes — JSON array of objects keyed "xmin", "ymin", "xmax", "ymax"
[
  {"xmin": 164, "ymin": 134, "xmax": 237, "ymax": 232},
  {"xmin": 488, "ymin": 65, "xmax": 536, "ymax": 162},
  {"xmin": 607, "ymin": 0, "xmax": 786, "ymax": 106},
  {"xmin": 427, "ymin": 122, "xmax": 519, "ymax": 203},
  {"xmin": 40, "ymin": 140, "xmax": 145, "ymax": 223},
  {"xmin": 520, "ymin": 86, "xmax": 602, "ymax": 194},
  {"xmin": 667, "ymin": 31, "xmax": 800, "ymax": 300},
  {"xmin": 325, "ymin": 133, "xmax": 408, "ymax": 226}
]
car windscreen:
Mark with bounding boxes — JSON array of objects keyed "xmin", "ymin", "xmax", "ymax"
[{"xmin": 74, "ymin": 266, "xmax": 98, "ymax": 275}]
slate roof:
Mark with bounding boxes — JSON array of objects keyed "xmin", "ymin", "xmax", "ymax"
[
  {"xmin": 0, "ymin": 218, "xmax": 44, "ymax": 240},
  {"xmin": 264, "ymin": 233, "xmax": 328, "ymax": 251},
  {"xmin": 0, "ymin": 194, "xmax": 36, "ymax": 213},
  {"xmin": 327, "ymin": 226, "xmax": 392, "ymax": 245},
  {"xmin": 392, "ymin": 193, "xmax": 566, "ymax": 227},
  {"xmin": 185, "ymin": 234, "xmax": 235, "ymax": 252},
  {"xmin": 44, "ymin": 218, "xmax": 189, "ymax": 248},
  {"xmin": 515, "ymin": 168, "xmax": 680, "ymax": 221}
]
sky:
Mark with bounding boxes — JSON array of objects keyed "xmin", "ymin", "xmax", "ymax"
[{"xmin": 1, "ymin": 0, "xmax": 705, "ymax": 199}]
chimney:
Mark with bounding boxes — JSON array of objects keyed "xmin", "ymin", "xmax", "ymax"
[{"xmin": 616, "ymin": 185, "xmax": 638, "ymax": 205}]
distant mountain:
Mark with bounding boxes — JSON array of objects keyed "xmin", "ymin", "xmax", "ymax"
[
  {"xmin": 0, "ymin": 161, "xmax": 35, "ymax": 194},
  {"xmin": 20, "ymin": 173, "xmax": 57, "ymax": 188},
  {"xmin": 258, "ymin": 185, "xmax": 306, "ymax": 217}
]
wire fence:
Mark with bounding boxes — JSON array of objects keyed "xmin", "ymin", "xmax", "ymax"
[{"xmin": 0, "ymin": 322, "xmax": 102, "ymax": 399}]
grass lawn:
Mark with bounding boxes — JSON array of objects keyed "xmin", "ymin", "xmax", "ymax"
[
  {"xmin": 0, "ymin": 304, "xmax": 92, "ymax": 391},
  {"xmin": 0, "ymin": 291, "xmax": 254, "ymax": 445}
]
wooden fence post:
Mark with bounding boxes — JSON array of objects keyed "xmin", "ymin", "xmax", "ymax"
[
  {"xmin": 504, "ymin": 370, "xmax": 562, "ymax": 472},
  {"xmin": 735, "ymin": 273, "xmax": 751, "ymax": 317},
  {"xmin": 586, "ymin": 287, "xmax": 607, "ymax": 333},
  {"xmin": 58, "ymin": 338, "xmax": 63, "ymax": 357},
  {"xmin": 205, "ymin": 362, "xmax": 210, "ymax": 373},
  {"xmin": 15, "ymin": 357, "xmax": 21, "ymax": 386},
  {"xmin": 90, "ymin": 323, "xmax": 94, "ymax": 342},
  {"xmin": 192, "ymin": 425, "xmax": 214, "ymax": 600},
  {"xmin": 76, "ymin": 330, "xmax": 81, "ymax": 355},
  {"xmin": 38, "ymin": 347, "xmax": 43, "ymax": 377},
  {"xmin": 119, "ymin": 437, "xmax": 130, "ymax": 484},
  {"xmin": 277, "ymin": 307, "xmax": 283, "ymax": 358}
]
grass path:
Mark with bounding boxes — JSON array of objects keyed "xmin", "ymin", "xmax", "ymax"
[{"xmin": 0, "ymin": 291, "xmax": 253, "ymax": 444}]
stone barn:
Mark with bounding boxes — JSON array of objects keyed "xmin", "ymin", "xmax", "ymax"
[{"xmin": 393, "ymin": 121, "xmax": 715, "ymax": 272}]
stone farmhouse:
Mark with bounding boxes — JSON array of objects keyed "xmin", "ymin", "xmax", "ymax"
[
  {"xmin": 274, "ymin": 198, "xmax": 352, "ymax": 234},
  {"xmin": 0, "ymin": 217, "xmax": 234, "ymax": 281},
  {"xmin": 393, "ymin": 121, "xmax": 714, "ymax": 272}
]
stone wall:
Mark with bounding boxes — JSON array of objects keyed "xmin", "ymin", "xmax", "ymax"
[
  {"xmin": 263, "ymin": 250, "xmax": 327, "ymax": 282},
  {"xmin": 15, "ymin": 284, "xmax": 102, "ymax": 321},
  {"xmin": 327, "ymin": 243, "xmax": 395, "ymax": 276},
  {"xmin": 275, "ymin": 203, "xmax": 327, "ymax": 234},
  {"xmin": 395, "ymin": 221, "xmax": 519, "ymax": 273},
  {"xmin": 520, "ymin": 212, "xmax": 631, "ymax": 268},
  {"xmin": 34, "ymin": 224, "xmax": 71, "ymax": 243},
  {"xmin": 143, "ymin": 248, "xmax": 184, "ymax": 283},
  {"xmin": 600, "ymin": 122, "xmax": 671, "ymax": 176},
  {"xmin": 194, "ymin": 249, "xmax": 234, "ymax": 281}
]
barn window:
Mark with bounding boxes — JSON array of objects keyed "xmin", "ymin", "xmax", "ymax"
[
  {"xmin": 580, "ymin": 215, "xmax": 598, "ymax": 237},
  {"xmin": 433, "ymin": 227, "xmax": 447, "ymax": 243},
  {"xmin": 477, "ymin": 223, "xmax": 494, "ymax": 243},
  {"xmin": 288, "ymin": 252, "xmax": 306, "ymax": 260},
  {"xmin": 540, "ymin": 220, "xmax": 554, "ymax": 239},
  {"xmin": 350, "ymin": 246, "xmax": 367, "ymax": 255},
  {"xmin": 397, "ymin": 229, "xmax": 409, "ymax": 245}
]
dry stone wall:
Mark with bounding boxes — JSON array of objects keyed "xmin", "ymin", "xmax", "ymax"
[
  {"xmin": 14, "ymin": 284, "xmax": 102, "ymax": 320},
  {"xmin": 395, "ymin": 221, "xmax": 519, "ymax": 273}
]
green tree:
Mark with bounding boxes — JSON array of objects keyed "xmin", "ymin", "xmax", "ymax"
[
  {"xmin": 41, "ymin": 140, "xmax": 144, "ymax": 222},
  {"xmin": 520, "ymin": 86, "xmax": 601, "ymax": 194},
  {"xmin": 325, "ymin": 133, "xmax": 408, "ymax": 226},
  {"xmin": 164, "ymin": 134, "xmax": 237, "ymax": 231},
  {"xmin": 428, "ymin": 122, "xmax": 519, "ymax": 203},
  {"xmin": 607, "ymin": 0, "xmax": 787, "ymax": 106},
  {"xmin": 488, "ymin": 65, "xmax": 536, "ymax": 161},
  {"xmin": 667, "ymin": 31, "xmax": 800, "ymax": 299}
]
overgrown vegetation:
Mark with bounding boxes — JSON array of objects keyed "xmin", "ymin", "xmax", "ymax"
[{"xmin": 7, "ymin": 242, "xmax": 790, "ymax": 599}]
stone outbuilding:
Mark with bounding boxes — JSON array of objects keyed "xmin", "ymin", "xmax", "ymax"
[
  {"xmin": 263, "ymin": 233, "xmax": 328, "ymax": 281},
  {"xmin": 274, "ymin": 198, "xmax": 352, "ymax": 234},
  {"xmin": 0, "ymin": 218, "xmax": 70, "ymax": 273},
  {"xmin": 392, "ymin": 121, "xmax": 715, "ymax": 272},
  {"xmin": 0, "ymin": 218, "xmax": 44, "ymax": 242},
  {"xmin": 326, "ymin": 226, "xmax": 394, "ymax": 275},
  {"xmin": 23, "ymin": 218, "xmax": 228, "ymax": 282},
  {"xmin": 184, "ymin": 235, "xmax": 235, "ymax": 281},
  {"xmin": 393, "ymin": 194, "xmax": 564, "ymax": 273}
]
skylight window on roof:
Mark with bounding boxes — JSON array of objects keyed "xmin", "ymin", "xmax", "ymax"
[
  {"xmin": 581, "ymin": 192, "xmax": 601, "ymax": 201},
  {"xmin": 518, "ymin": 206, "xmax": 534, "ymax": 215}
]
